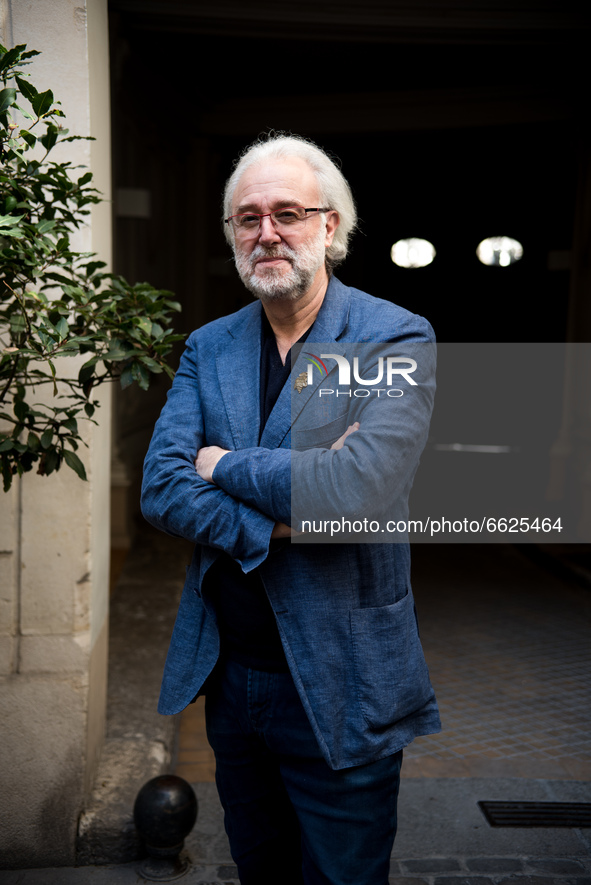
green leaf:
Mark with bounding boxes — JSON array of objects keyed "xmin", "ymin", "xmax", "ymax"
[
  {"xmin": 78, "ymin": 357, "xmax": 98, "ymax": 384},
  {"xmin": 19, "ymin": 128, "xmax": 37, "ymax": 148},
  {"xmin": 139, "ymin": 355, "xmax": 163, "ymax": 373},
  {"xmin": 0, "ymin": 224, "xmax": 26, "ymax": 236},
  {"xmin": 132, "ymin": 361, "xmax": 151, "ymax": 391},
  {"xmin": 63, "ymin": 449, "xmax": 87, "ymax": 480},
  {"xmin": 1, "ymin": 460, "xmax": 13, "ymax": 492},
  {"xmin": 31, "ymin": 89, "xmax": 53, "ymax": 118},
  {"xmin": 9, "ymin": 313, "xmax": 26, "ymax": 335},
  {"xmin": 83, "ymin": 260, "xmax": 106, "ymax": 276},
  {"xmin": 0, "ymin": 52, "xmax": 181, "ymax": 492},
  {"xmin": 40, "ymin": 125, "xmax": 58, "ymax": 152},
  {"xmin": 34, "ymin": 326, "xmax": 54, "ymax": 348},
  {"xmin": 4, "ymin": 145, "xmax": 29, "ymax": 166},
  {"xmin": 27, "ymin": 431, "xmax": 40, "ymax": 452},
  {"xmin": 0, "ymin": 45, "xmax": 27, "ymax": 72},
  {"xmin": 120, "ymin": 364, "xmax": 134, "ymax": 389},
  {"xmin": 55, "ymin": 317, "xmax": 68, "ymax": 340},
  {"xmin": 135, "ymin": 317, "xmax": 152, "ymax": 336},
  {"xmin": 103, "ymin": 341, "xmax": 134, "ymax": 361},
  {"xmin": 60, "ymin": 134, "xmax": 94, "ymax": 143},
  {"xmin": 0, "ymin": 212, "xmax": 22, "ymax": 227},
  {"xmin": 43, "ymin": 448, "xmax": 59, "ymax": 475},
  {"xmin": 44, "ymin": 272, "xmax": 76, "ymax": 286},
  {"xmin": 35, "ymin": 218, "xmax": 56, "ymax": 234},
  {"xmin": 11, "ymin": 104, "xmax": 34, "ymax": 123},
  {"xmin": 15, "ymin": 75, "xmax": 38, "ymax": 103},
  {"xmin": 14, "ymin": 400, "xmax": 29, "ymax": 420},
  {"xmin": 46, "ymin": 358, "xmax": 58, "ymax": 394},
  {"xmin": 0, "ymin": 87, "xmax": 17, "ymax": 114}
]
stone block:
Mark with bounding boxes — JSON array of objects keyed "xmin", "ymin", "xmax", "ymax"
[
  {"xmin": 18, "ymin": 634, "xmax": 90, "ymax": 674},
  {"xmin": 405, "ymin": 858, "xmax": 462, "ymax": 873},
  {"xmin": 20, "ymin": 468, "xmax": 90, "ymax": 635},
  {"xmin": 0, "ymin": 676, "xmax": 87, "ymax": 868},
  {"xmin": 0, "ymin": 551, "xmax": 17, "ymax": 634},
  {"xmin": 466, "ymin": 858, "xmax": 524, "ymax": 873},
  {"xmin": 0, "ymin": 636, "xmax": 15, "ymax": 675}
]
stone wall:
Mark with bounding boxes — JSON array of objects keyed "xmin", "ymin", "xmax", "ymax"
[{"xmin": 0, "ymin": 0, "xmax": 112, "ymax": 867}]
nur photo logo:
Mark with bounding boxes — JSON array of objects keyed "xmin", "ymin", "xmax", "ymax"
[{"xmin": 295, "ymin": 352, "xmax": 418, "ymax": 398}]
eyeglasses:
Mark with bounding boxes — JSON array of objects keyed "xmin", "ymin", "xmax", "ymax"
[{"xmin": 225, "ymin": 206, "xmax": 330, "ymax": 237}]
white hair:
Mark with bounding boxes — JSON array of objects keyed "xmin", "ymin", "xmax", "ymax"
[{"xmin": 222, "ymin": 134, "xmax": 357, "ymax": 271}]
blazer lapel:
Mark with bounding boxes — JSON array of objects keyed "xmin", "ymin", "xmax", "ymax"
[
  {"xmin": 260, "ymin": 276, "xmax": 352, "ymax": 449},
  {"xmin": 216, "ymin": 303, "xmax": 262, "ymax": 450}
]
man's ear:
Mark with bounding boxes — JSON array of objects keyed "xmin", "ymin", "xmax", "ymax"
[{"xmin": 324, "ymin": 211, "xmax": 340, "ymax": 249}]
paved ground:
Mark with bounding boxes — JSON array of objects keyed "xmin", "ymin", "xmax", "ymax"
[
  {"xmin": 405, "ymin": 544, "xmax": 591, "ymax": 781},
  {"xmin": 2, "ymin": 777, "xmax": 590, "ymax": 884},
  {"xmin": 2, "ymin": 543, "xmax": 590, "ymax": 884}
]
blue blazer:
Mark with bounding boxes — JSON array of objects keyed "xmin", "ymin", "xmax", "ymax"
[{"xmin": 141, "ymin": 276, "xmax": 441, "ymax": 770}]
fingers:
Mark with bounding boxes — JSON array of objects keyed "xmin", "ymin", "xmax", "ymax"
[
  {"xmin": 271, "ymin": 521, "xmax": 293, "ymax": 538},
  {"xmin": 330, "ymin": 421, "xmax": 360, "ymax": 451},
  {"xmin": 195, "ymin": 445, "xmax": 229, "ymax": 483}
]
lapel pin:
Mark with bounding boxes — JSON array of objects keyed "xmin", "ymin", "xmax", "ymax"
[{"xmin": 294, "ymin": 371, "xmax": 308, "ymax": 394}]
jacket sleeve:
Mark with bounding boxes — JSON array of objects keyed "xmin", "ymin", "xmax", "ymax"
[
  {"xmin": 212, "ymin": 330, "xmax": 436, "ymax": 529},
  {"xmin": 141, "ymin": 332, "xmax": 274, "ymax": 572}
]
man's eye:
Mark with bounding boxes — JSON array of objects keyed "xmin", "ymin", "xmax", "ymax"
[
  {"xmin": 238, "ymin": 214, "xmax": 259, "ymax": 227},
  {"xmin": 274, "ymin": 210, "xmax": 301, "ymax": 223}
]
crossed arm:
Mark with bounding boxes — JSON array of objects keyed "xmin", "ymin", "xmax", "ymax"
[
  {"xmin": 141, "ymin": 333, "xmax": 279, "ymax": 571},
  {"xmin": 142, "ymin": 323, "xmax": 435, "ymax": 566},
  {"xmin": 192, "ymin": 336, "xmax": 436, "ymax": 533},
  {"xmin": 194, "ymin": 422, "xmax": 360, "ymax": 537}
]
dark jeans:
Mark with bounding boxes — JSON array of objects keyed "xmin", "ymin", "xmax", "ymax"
[{"xmin": 205, "ymin": 659, "xmax": 402, "ymax": 885}]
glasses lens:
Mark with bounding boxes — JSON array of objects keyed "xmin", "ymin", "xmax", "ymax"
[
  {"xmin": 235, "ymin": 213, "xmax": 260, "ymax": 230},
  {"xmin": 272, "ymin": 207, "xmax": 306, "ymax": 226},
  {"xmin": 230, "ymin": 207, "xmax": 312, "ymax": 237}
]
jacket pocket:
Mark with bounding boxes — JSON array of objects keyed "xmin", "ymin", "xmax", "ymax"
[
  {"xmin": 350, "ymin": 590, "xmax": 432, "ymax": 730},
  {"xmin": 292, "ymin": 413, "xmax": 350, "ymax": 450}
]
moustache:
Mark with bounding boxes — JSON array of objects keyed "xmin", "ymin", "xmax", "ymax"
[{"xmin": 250, "ymin": 245, "xmax": 295, "ymax": 264}]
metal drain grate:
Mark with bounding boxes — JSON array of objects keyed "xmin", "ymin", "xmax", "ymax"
[{"xmin": 478, "ymin": 801, "xmax": 591, "ymax": 828}]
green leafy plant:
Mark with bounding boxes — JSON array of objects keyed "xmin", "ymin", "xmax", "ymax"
[{"xmin": 0, "ymin": 43, "xmax": 182, "ymax": 490}]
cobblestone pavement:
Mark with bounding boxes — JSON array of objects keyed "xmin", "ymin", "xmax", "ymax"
[
  {"xmin": 1, "ymin": 856, "xmax": 590, "ymax": 884},
  {"xmin": 403, "ymin": 545, "xmax": 591, "ymax": 781},
  {"xmin": 2, "ymin": 545, "xmax": 590, "ymax": 884},
  {"xmin": 177, "ymin": 545, "xmax": 591, "ymax": 784}
]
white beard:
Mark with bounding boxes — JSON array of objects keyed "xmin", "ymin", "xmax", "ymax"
[{"xmin": 233, "ymin": 223, "xmax": 327, "ymax": 302}]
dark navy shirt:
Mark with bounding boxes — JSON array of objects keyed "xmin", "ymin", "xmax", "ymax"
[{"xmin": 204, "ymin": 312, "xmax": 312, "ymax": 671}]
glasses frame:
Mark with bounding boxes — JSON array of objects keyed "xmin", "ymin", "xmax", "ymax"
[{"xmin": 224, "ymin": 206, "xmax": 330, "ymax": 235}]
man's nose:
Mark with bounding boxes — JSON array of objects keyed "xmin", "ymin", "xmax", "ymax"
[{"xmin": 257, "ymin": 214, "xmax": 282, "ymax": 245}]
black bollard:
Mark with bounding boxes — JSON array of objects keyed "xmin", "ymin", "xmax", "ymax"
[{"xmin": 134, "ymin": 774, "xmax": 198, "ymax": 881}]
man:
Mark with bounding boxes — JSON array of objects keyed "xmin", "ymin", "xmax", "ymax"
[{"xmin": 141, "ymin": 134, "xmax": 440, "ymax": 885}]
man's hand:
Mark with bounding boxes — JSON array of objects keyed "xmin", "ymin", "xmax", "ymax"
[
  {"xmin": 195, "ymin": 445, "xmax": 230, "ymax": 483},
  {"xmin": 196, "ymin": 423, "xmax": 358, "ymax": 519},
  {"xmin": 271, "ymin": 522, "xmax": 294, "ymax": 538},
  {"xmin": 331, "ymin": 422, "xmax": 359, "ymax": 450},
  {"xmin": 275, "ymin": 425, "xmax": 359, "ymax": 538}
]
